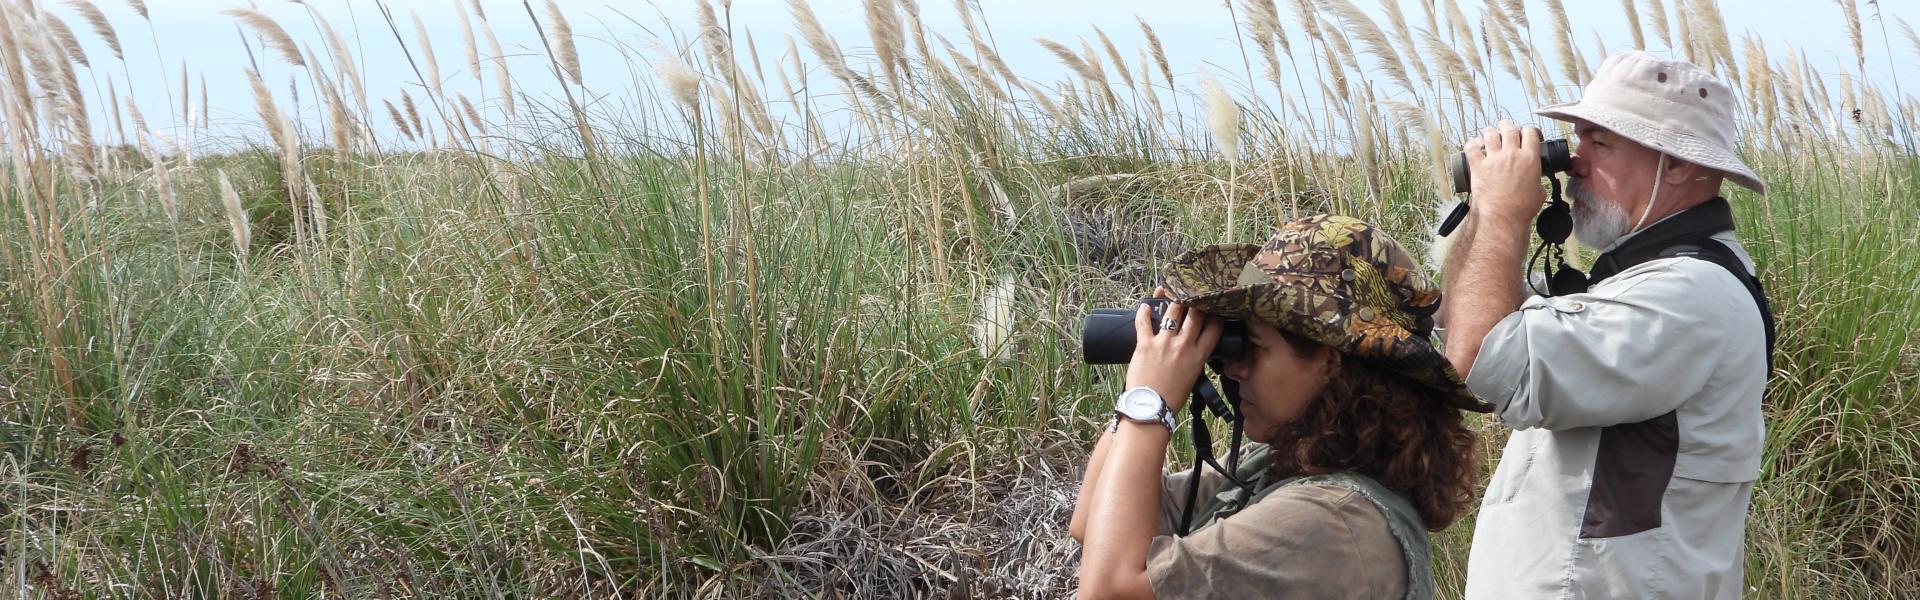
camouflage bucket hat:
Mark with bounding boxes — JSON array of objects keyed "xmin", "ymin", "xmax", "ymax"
[{"xmin": 1163, "ymin": 215, "xmax": 1492, "ymax": 412}]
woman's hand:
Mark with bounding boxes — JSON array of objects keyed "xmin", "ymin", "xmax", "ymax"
[{"xmin": 1124, "ymin": 287, "xmax": 1226, "ymax": 413}]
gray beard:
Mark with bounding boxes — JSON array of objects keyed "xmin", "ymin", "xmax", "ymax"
[{"xmin": 1568, "ymin": 177, "xmax": 1632, "ymax": 249}]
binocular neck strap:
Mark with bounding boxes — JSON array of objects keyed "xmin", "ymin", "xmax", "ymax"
[{"xmin": 1177, "ymin": 364, "xmax": 1250, "ymax": 537}]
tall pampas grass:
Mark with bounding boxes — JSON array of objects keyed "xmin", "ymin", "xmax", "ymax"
[
  {"xmin": 384, "ymin": 99, "xmax": 415, "ymax": 141},
  {"xmin": 123, "ymin": 0, "xmax": 146, "ymax": 19},
  {"xmin": 481, "ymin": 18, "xmax": 513, "ymax": 115},
  {"xmin": 1837, "ymin": 0, "xmax": 1864, "ymax": 74},
  {"xmin": 224, "ymin": 8, "xmax": 305, "ymax": 68},
  {"xmin": 43, "ymin": 11, "xmax": 88, "ymax": 66},
  {"xmin": 1621, "ymin": 0, "xmax": 1646, "ymax": 49},
  {"xmin": 457, "ymin": 3, "xmax": 481, "ymax": 81},
  {"xmin": 1644, "ymin": 0, "xmax": 1672, "ymax": 47},
  {"xmin": 1202, "ymin": 74, "xmax": 1241, "ymax": 237},
  {"xmin": 65, "ymin": 0, "xmax": 120, "ymax": 61},
  {"xmin": 218, "ymin": 170, "xmax": 251, "ymax": 253},
  {"xmin": 412, "ymin": 12, "xmax": 442, "ymax": 95},
  {"xmin": 1322, "ymin": 0, "xmax": 1417, "ymax": 97},
  {"xmin": 657, "ymin": 51, "xmax": 703, "ymax": 110},
  {"xmin": 545, "ymin": 0, "xmax": 581, "ymax": 85}
]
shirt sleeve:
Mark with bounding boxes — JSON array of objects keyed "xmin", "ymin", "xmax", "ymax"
[
  {"xmin": 1143, "ymin": 485, "xmax": 1406, "ymax": 599},
  {"xmin": 1156, "ymin": 467, "xmax": 1224, "ymax": 536},
  {"xmin": 1465, "ymin": 257, "xmax": 1749, "ymax": 430}
]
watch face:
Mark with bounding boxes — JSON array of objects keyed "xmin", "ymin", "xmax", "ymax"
[{"xmin": 1119, "ymin": 388, "xmax": 1163, "ymax": 418}]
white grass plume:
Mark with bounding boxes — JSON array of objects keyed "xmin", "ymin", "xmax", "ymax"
[
  {"xmin": 223, "ymin": 8, "xmax": 304, "ymax": 68},
  {"xmin": 1643, "ymin": 0, "xmax": 1671, "ymax": 47},
  {"xmin": 124, "ymin": 0, "xmax": 147, "ymax": 20},
  {"xmin": 457, "ymin": 2, "xmax": 480, "ymax": 81},
  {"xmin": 412, "ymin": 12, "xmax": 442, "ymax": 95},
  {"xmin": 1621, "ymin": 0, "xmax": 1646, "ymax": 49},
  {"xmin": 218, "ymin": 170, "xmax": 251, "ymax": 253},
  {"xmin": 545, "ymin": 0, "xmax": 581, "ymax": 85},
  {"xmin": 656, "ymin": 50, "xmax": 703, "ymax": 109},
  {"xmin": 65, "ymin": 0, "xmax": 120, "ymax": 61},
  {"xmin": 43, "ymin": 11, "xmax": 88, "ymax": 67},
  {"xmin": 973, "ymin": 273, "xmax": 1016, "ymax": 361}
]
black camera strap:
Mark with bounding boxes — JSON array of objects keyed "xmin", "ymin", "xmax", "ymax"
[{"xmin": 1177, "ymin": 362, "xmax": 1251, "ymax": 536}]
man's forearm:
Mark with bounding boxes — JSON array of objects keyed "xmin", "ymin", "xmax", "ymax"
[
  {"xmin": 1442, "ymin": 211, "xmax": 1530, "ymax": 377},
  {"xmin": 1435, "ymin": 205, "xmax": 1481, "ymax": 332}
]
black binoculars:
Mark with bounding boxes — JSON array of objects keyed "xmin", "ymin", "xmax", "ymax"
[
  {"xmin": 1080, "ymin": 298, "xmax": 1248, "ymax": 365},
  {"xmin": 1437, "ymin": 138, "xmax": 1572, "ymax": 236}
]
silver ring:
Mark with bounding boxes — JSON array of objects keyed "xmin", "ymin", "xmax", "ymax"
[{"xmin": 1159, "ymin": 317, "xmax": 1180, "ymax": 333}]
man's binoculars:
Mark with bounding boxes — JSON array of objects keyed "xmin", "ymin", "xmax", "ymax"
[{"xmin": 1437, "ymin": 138, "xmax": 1572, "ymax": 236}]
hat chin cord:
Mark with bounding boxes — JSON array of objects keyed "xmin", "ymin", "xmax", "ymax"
[{"xmin": 1632, "ymin": 153, "xmax": 1667, "ymax": 233}]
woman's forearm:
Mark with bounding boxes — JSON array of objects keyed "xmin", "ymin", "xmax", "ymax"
[
  {"xmin": 1075, "ymin": 421, "xmax": 1170, "ymax": 600},
  {"xmin": 1070, "ymin": 423, "xmax": 1117, "ymax": 542}
]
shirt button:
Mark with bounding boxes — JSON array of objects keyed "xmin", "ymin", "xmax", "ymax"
[
  {"xmin": 1567, "ymin": 302, "xmax": 1585, "ymax": 312},
  {"xmin": 1356, "ymin": 307, "xmax": 1376, "ymax": 322}
]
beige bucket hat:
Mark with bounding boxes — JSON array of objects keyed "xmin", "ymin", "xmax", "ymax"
[{"xmin": 1534, "ymin": 51, "xmax": 1765, "ymax": 195}]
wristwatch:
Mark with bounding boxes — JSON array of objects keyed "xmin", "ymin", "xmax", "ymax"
[{"xmin": 1112, "ymin": 387, "xmax": 1176, "ymax": 433}]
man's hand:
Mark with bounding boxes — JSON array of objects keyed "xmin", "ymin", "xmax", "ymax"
[{"xmin": 1463, "ymin": 119, "xmax": 1547, "ymax": 232}]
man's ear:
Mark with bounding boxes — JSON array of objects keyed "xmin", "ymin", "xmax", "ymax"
[{"xmin": 1662, "ymin": 156, "xmax": 1708, "ymax": 185}]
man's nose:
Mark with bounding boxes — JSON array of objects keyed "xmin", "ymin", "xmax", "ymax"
[{"xmin": 1569, "ymin": 150, "xmax": 1592, "ymax": 178}]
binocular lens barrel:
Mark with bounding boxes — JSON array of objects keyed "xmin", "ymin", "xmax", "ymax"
[
  {"xmin": 1080, "ymin": 299, "xmax": 1248, "ymax": 365},
  {"xmin": 1447, "ymin": 138, "xmax": 1572, "ymax": 194}
]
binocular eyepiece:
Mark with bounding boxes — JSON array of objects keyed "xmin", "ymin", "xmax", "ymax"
[
  {"xmin": 1437, "ymin": 138, "xmax": 1572, "ymax": 237},
  {"xmin": 1081, "ymin": 298, "xmax": 1248, "ymax": 365}
]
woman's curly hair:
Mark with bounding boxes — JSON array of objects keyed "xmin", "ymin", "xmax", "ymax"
[{"xmin": 1261, "ymin": 329, "xmax": 1481, "ymax": 531}]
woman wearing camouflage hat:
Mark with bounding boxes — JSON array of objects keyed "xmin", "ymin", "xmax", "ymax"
[{"xmin": 1070, "ymin": 215, "xmax": 1487, "ymax": 599}]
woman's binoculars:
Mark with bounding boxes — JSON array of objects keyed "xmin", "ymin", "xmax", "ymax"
[{"xmin": 1081, "ymin": 298, "xmax": 1248, "ymax": 365}]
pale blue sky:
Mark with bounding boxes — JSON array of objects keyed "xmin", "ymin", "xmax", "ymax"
[{"xmin": 36, "ymin": 0, "xmax": 1920, "ymax": 149}]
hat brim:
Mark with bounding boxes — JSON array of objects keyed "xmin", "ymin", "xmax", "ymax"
[
  {"xmin": 1535, "ymin": 101, "xmax": 1766, "ymax": 195},
  {"xmin": 1164, "ymin": 244, "xmax": 1492, "ymax": 413}
]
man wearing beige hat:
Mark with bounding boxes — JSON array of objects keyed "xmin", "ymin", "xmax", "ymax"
[{"xmin": 1438, "ymin": 51, "xmax": 1775, "ymax": 598}]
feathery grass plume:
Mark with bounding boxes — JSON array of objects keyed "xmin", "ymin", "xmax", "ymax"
[
  {"xmin": 1322, "ymin": 0, "xmax": 1418, "ymax": 97},
  {"xmin": 744, "ymin": 29, "xmax": 767, "ymax": 84},
  {"xmin": 1836, "ymin": 0, "xmax": 1863, "ymax": 74},
  {"xmin": 862, "ymin": 0, "xmax": 905, "ymax": 85},
  {"xmin": 1385, "ymin": 99, "xmax": 1451, "ymax": 196},
  {"xmin": 224, "ymin": 8, "xmax": 305, "ymax": 67},
  {"xmin": 657, "ymin": 50, "xmax": 703, "ymax": 109},
  {"xmin": 179, "ymin": 62, "xmax": 188, "ymax": 129},
  {"xmin": 1544, "ymin": 0, "xmax": 1582, "ymax": 85},
  {"xmin": 1643, "ymin": 0, "xmax": 1671, "ymax": 47},
  {"xmin": 122, "ymin": 87, "xmax": 146, "ymax": 134},
  {"xmin": 137, "ymin": 132, "xmax": 176, "ymax": 220},
  {"xmin": 457, "ymin": 1, "xmax": 480, "ymax": 81},
  {"xmin": 481, "ymin": 19, "xmax": 512, "ymax": 114},
  {"xmin": 974, "ymin": 273, "xmax": 1016, "ymax": 360},
  {"xmin": 1034, "ymin": 37, "xmax": 1099, "ymax": 88},
  {"xmin": 790, "ymin": 0, "xmax": 856, "ymax": 86},
  {"xmin": 43, "ymin": 11, "xmax": 88, "ymax": 67},
  {"xmin": 1690, "ymin": 0, "xmax": 1734, "ymax": 80},
  {"xmin": 1076, "ymin": 38, "xmax": 1119, "ymax": 108},
  {"xmin": 384, "ymin": 99, "xmax": 415, "ymax": 140},
  {"xmin": 1380, "ymin": 0, "xmax": 1430, "ymax": 85},
  {"xmin": 0, "ymin": 4, "xmax": 35, "ymax": 124},
  {"xmin": 940, "ymin": 34, "xmax": 1006, "ymax": 102},
  {"xmin": 1900, "ymin": 17, "xmax": 1920, "ymax": 63},
  {"xmin": 1093, "ymin": 25, "xmax": 1133, "ymax": 90},
  {"xmin": 1243, "ymin": 0, "xmax": 1287, "ymax": 92},
  {"xmin": 401, "ymin": 90, "xmax": 426, "ymax": 143},
  {"xmin": 1285, "ymin": 0, "xmax": 1321, "ymax": 42},
  {"xmin": 106, "ymin": 79, "xmax": 122, "ymax": 141},
  {"xmin": 1020, "ymin": 80, "xmax": 1065, "ymax": 123},
  {"xmin": 65, "ymin": 0, "xmax": 120, "ymax": 61},
  {"xmin": 1202, "ymin": 73, "xmax": 1240, "ymax": 157},
  {"xmin": 696, "ymin": 1, "xmax": 731, "ymax": 74},
  {"xmin": 544, "ymin": 0, "xmax": 580, "ymax": 85},
  {"xmin": 1673, "ymin": 0, "xmax": 1697, "ymax": 61},
  {"xmin": 1502, "ymin": 0, "xmax": 1529, "ymax": 27},
  {"xmin": 1138, "ymin": 17, "xmax": 1173, "ymax": 91},
  {"xmin": 1202, "ymin": 73, "xmax": 1242, "ymax": 237},
  {"xmin": 198, "ymin": 75, "xmax": 208, "ymax": 129},
  {"xmin": 1423, "ymin": 26, "xmax": 1481, "ymax": 101},
  {"xmin": 218, "ymin": 170, "xmax": 251, "ymax": 252},
  {"xmin": 1441, "ymin": 0, "xmax": 1480, "ymax": 75},
  {"xmin": 411, "ymin": 12, "xmax": 443, "ymax": 95},
  {"xmin": 311, "ymin": 14, "xmax": 365, "ymax": 116},
  {"xmin": 458, "ymin": 93, "xmax": 487, "ymax": 136},
  {"xmin": 124, "ymin": 0, "xmax": 146, "ymax": 19},
  {"xmin": 1620, "ymin": 0, "xmax": 1646, "ymax": 48}
]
